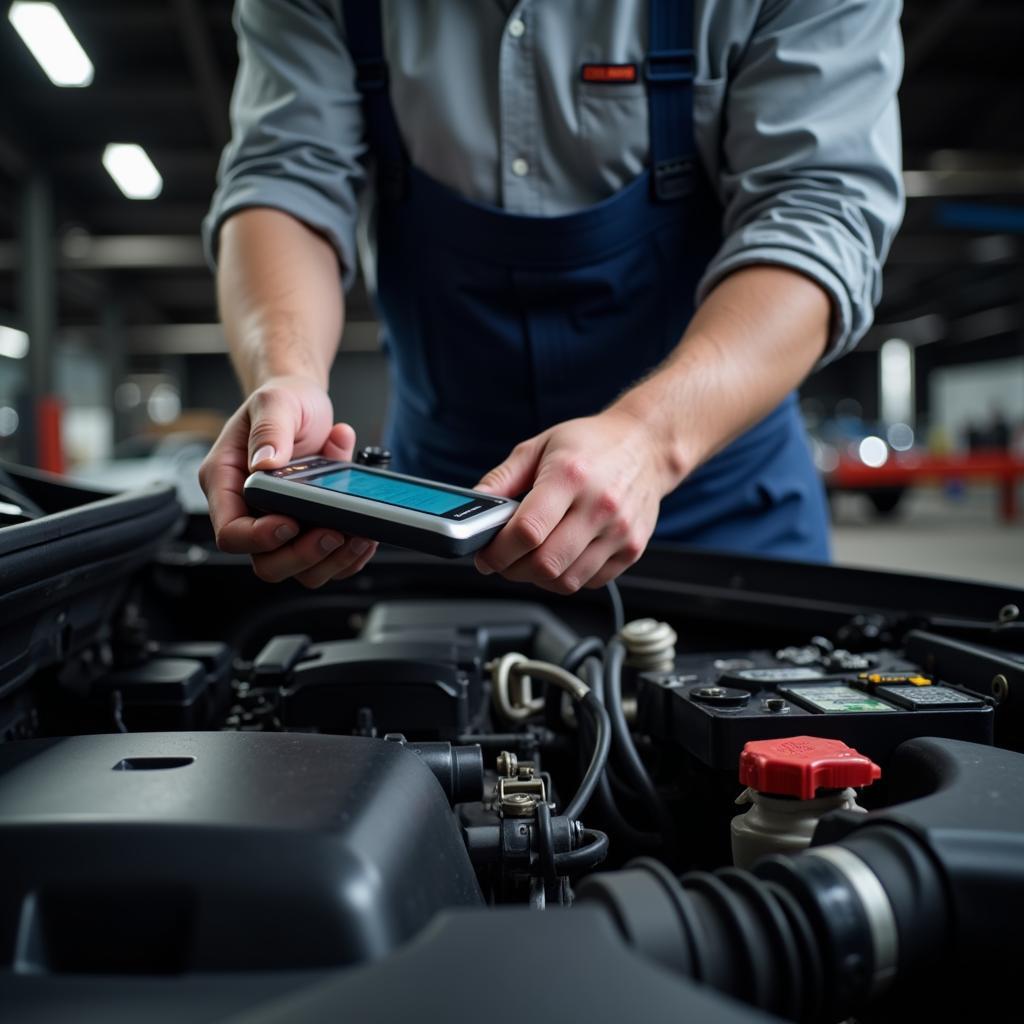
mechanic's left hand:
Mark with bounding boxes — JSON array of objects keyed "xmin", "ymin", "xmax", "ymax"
[{"xmin": 473, "ymin": 408, "xmax": 681, "ymax": 593}]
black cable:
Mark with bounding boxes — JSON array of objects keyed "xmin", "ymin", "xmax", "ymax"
[
  {"xmin": 580, "ymin": 656, "xmax": 661, "ymax": 850},
  {"xmin": 553, "ymin": 828, "xmax": 609, "ymax": 873},
  {"xmin": 576, "ymin": 666, "xmax": 597, "ymax": 775},
  {"xmin": 595, "ymin": 774, "xmax": 662, "ymax": 849},
  {"xmin": 606, "ymin": 762, "xmax": 643, "ymax": 804},
  {"xmin": 605, "ymin": 579, "xmax": 624, "ymax": 637},
  {"xmin": 560, "ymin": 636, "xmax": 604, "ymax": 674},
  {"xmin": 550, "ymin": 638, "xmax": 604, "ymax": 735},
  {"xmin": 562, "ymin": 690, "xmax": 611, "ymax": 822},
  {"xmin": 535, "ymin": 800, "xmax": 558, "ymax": 890},
  {"xmin": 604, "ymin": 638, "xmax": 674, "ymax": 846}
]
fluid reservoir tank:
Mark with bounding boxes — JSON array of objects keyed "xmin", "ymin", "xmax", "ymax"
[{"xmin": 731, "ymin": 736, "xmax": 879, "ymax": 869}]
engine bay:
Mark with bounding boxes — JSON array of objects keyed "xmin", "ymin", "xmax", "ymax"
[{"xmin": 1, "ymin": 469, "xmax": 1023, "ymax": 1022}]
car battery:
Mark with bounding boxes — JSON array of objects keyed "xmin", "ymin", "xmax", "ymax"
[{"xmin": 636, "ymin": 652, "xmax": 995, "ymax": 771}]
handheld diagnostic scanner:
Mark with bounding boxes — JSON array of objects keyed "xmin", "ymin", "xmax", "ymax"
[{"xmin": 243, "ymin": 458, "xmax": 517, "ymax": 558}]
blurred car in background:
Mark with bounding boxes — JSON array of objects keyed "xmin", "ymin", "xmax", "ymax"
[
  {"xmin": 807, "ymin": 412, "xmax": 917, "ymax": 517},
  {"xmin": 806, "ymin": 408, "xmax": 1024, "ymax": 522}
]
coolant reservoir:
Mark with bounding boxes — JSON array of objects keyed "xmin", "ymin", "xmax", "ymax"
[{"xmin": 731, "ymin": 736, "xmax": 880, "ymax": 869}]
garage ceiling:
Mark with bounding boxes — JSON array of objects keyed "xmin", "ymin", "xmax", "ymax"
[{"xmin": 0, "ymin": 0, "xmax": 1021, "ymax": 356}]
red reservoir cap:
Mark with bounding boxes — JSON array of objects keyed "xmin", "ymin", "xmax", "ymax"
[{"xmin": 739, "ymin": 736, "xmax": 881, "ymax": 800}]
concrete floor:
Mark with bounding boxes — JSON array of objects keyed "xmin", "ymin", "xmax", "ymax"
[{"xmin": 830, "ymin": 485, "xmax": 1023, "ymax": 588}]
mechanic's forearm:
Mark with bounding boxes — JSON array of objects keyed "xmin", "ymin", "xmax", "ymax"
[
  {"xmin": 614, "ymin": 265, "xmax": 830, "ymax": 484},
  {"xmin": 216, "ymin": 208, "xmax": 345, "ymax": 395}
]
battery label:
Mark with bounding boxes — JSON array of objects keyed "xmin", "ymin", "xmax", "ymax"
[{"xmin": 780, "ymin": 684, "xmax": 898, "ymax": 714}]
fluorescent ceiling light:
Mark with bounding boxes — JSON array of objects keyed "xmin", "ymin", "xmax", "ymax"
[
  {"xmin": 879, "ymin": 338, "xmax": 914, "ymax": 427},
  {"xmin": 0, "ymin": 325, "xmax": 29, "ymax": 360},
  {"xmin": 102, "ymin": 144, "xmax": 163, "ymax": 200},
  {"xmin": 8, "ymin": 2, "xmax": 94, "ymax": 88}
]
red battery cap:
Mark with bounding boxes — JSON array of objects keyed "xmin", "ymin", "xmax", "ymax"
[{"xmin": 739, "ymin": 736, "xmax": 881, "ymax": 800}]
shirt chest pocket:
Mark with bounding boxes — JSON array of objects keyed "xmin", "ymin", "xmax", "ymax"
[
  {"xmin": 575, "ymin": 80, "xmax": 648, "ymax": 195},
  {"xmin": 575, "ymin": 77, "xmax": 726, "ymax": 196}
]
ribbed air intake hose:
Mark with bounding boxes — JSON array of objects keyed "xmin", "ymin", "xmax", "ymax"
[{"xmin": 575, "ymin": 824, "xmax": 949, "ymax": 1023}]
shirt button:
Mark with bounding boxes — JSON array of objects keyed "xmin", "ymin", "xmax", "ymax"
[
  {"xmin": 511, "ymin": 157, "xmax": 530, "ymax": 177},
  {"xmin": 508, "ymin": 18, "xmax": 526, "ymax": 38}
]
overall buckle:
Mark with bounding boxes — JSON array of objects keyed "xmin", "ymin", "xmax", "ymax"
[
  {"xmin": 644, "ymin": 49, "xmax": 695, "ymax": 84},
  {"xmin": 355, "ymin": 57, "xmax": 389, "ymax": 94},
  {"xmin": 652, "ymin": 158, "xmax": 695, "ymax": 202}
]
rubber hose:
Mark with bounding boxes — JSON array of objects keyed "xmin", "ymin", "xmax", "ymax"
[{"xmin": 604, "ymin": 639, "xmax": 674, "ymax": 845}]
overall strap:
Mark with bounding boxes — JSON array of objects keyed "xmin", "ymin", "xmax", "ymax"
[
  {"xmin": 340, "ymin": 0, "xmax": 407, "ymax": 200},
  {"xmin": 646, "ymin": 0, "xmax": 697, "ymax": 202}
]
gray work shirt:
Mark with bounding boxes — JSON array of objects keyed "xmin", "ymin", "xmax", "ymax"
[{"xmin": 205, "ymin": 0, "xmax": 904, "ymax": 360}]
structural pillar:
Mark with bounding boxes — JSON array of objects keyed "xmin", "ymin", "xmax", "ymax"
[
  {"xmin": 101, "ymin": 298, "xmax": 126, "ymax": 447},
  {"xmin": 18, "ymin": 172, "xmax": 59, "ymax": 468}
]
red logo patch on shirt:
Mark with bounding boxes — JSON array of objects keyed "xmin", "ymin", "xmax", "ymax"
[{"xmin": 580, "ymin": 63, "xmax": 638, "ymax": 84}]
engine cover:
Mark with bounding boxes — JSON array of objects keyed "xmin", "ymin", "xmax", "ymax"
[
  {"xmin": 277, "ymin": 639, "xmax": 478, "ymax": 739},
  {"xmin": 0, "ymin": 732, "xmax": 482, "ymax": 973}
]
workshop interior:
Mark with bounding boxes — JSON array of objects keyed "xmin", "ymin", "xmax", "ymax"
[{"xmin": 1, "ymin": 3, "xmax": 1023, "ymax": 1023}]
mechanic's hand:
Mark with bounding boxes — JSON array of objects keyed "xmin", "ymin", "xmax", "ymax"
[
  {"xmin": 472, "ymin": 408, "xmax": 678, "ymax": 594},
  {"xmin": 198, "ymin": 375, "xmax": 378, "ymax": 588}
]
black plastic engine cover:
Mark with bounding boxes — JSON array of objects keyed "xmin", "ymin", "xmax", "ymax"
[
  {"xmin": 278, "ymin": 639, "xmax": 479, "ymax": 739},
  {"xmin": 0, "ymin": 732, "xmax": 482, "ymax": 973}
]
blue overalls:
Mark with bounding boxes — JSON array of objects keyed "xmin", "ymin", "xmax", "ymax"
[{"xmin": 342, "ymin": 0, "xmax": 831, "ymax": 562}]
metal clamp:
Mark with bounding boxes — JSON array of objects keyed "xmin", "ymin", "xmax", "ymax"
[{"xmin": 496, "ymin": 750, "xmax": 547, "ymax": 818}]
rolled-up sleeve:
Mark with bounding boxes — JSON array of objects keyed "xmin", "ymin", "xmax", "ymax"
[
  {"xmin": 697, "ymin": 0, "xmax": 904, "ymax": 362},
  {"xmin": 203, "ymin": 0, "xmax": 365, "ymax": 289}
]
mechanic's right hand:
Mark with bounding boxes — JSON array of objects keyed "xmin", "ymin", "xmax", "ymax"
[{"xmin": 198, "ymin": 375, "xmax": 378, "ymax": 587}]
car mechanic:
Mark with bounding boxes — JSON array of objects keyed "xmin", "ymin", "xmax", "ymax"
[{"xmin": 198, "ymin": 0, "xmax": 904, "ymax": 593}]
